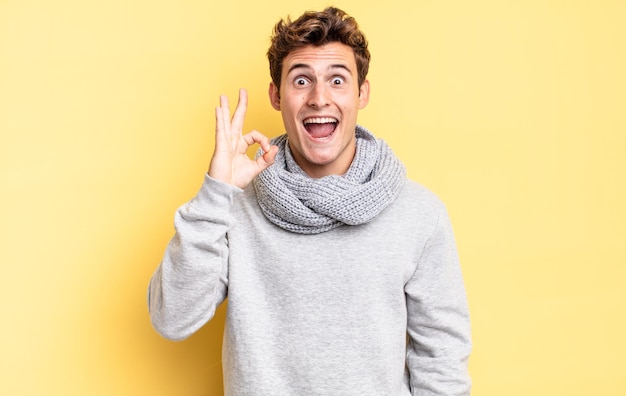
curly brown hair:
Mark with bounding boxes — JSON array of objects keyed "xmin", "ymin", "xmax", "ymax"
[{"xmin": 267, "ymin": 7, "xmax": 370, "ymax": 92}]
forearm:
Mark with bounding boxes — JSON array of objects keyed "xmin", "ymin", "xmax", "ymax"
[
  {"xmin": 148, "ymin": 175, "xmax": 241, "ymax": 340},
  {"xmin": 405, "ymin": 204, "xmax": 472, "ymax": 395}
]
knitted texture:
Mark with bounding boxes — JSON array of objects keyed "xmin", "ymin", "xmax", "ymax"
[{"xmin": 253, "ymin": 125, "xmax": 406, "ymax": 234}]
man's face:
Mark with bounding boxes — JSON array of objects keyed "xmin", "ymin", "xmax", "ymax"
[{"xmin": 269, "ymin": 42, "xmax": 370, "ymax": 178}]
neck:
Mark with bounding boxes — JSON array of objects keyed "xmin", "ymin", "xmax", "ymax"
[{"xmin": 288, "ymin": 141, "xmax": 356, "ymax": 179}]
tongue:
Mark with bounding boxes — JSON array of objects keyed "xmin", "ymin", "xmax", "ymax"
[{"xmin": 306, "ymin": 123, "xmax": 335, "ymax": 139}]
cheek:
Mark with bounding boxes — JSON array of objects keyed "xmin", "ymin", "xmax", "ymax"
[
  {"xmin": 286, "ymin": 97, "xmax": 307, "ymax": 116},
  {"xmin": 339, "ymin": 101, "xmax": 357, "ymax": 115},
  {"xmin": 338, "ymin": 92, "xmax": 360, "ymax": 109}
]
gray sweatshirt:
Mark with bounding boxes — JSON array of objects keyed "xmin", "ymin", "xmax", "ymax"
[{"xmin": 149, "ymin": 175, "xmax": 471, "ymax": 395}]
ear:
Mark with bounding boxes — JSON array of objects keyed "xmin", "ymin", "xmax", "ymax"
[
  {"xmin": 268, "ymin": 82, "xmax": 281, "ymax": 110},
  {"xmin": 358, "ymin": 80, "xmax": 370, "ymax": 109}
]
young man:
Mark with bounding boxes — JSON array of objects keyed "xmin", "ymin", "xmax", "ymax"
[{"xmin": 149, "ymin": 7, "xmax": 471, "ymax": 395}]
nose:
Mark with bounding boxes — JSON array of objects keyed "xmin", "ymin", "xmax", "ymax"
[{"xmin": 307, "ymin": 83, "xmax": 331, "ymax": 108}]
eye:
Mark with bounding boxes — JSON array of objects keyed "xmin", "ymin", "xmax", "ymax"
[
  {"xmin": 294, "ymin": 77, "xmax": 310, "ymax": 86},
  {"xmin": 331, "ymin": 77, "xmax": 345, "ymax": 85}
]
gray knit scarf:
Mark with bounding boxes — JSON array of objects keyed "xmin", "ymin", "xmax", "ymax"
[{"xmin": 253, "ymin": 125, "xmax": 406, "ymax": 234}]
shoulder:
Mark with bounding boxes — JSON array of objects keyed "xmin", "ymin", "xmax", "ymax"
[
  {"xmin": 395, "ymin": 179, "xmax": 446, "ymax": 216},
  {"xmin": 369, "ymin": 178, "xmax": 448, "ymax": 240}
]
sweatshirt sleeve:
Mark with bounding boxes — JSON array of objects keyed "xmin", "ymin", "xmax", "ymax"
[
  {"xmin": 405, "ymin": 203, "xmax": 472, "ymax": 395},
  {"xmin": 148, "ymin": 174, "xmax": 242, "ymax": 341}
]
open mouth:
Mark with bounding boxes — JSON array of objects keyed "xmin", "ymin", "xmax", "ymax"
[{"xmin": 303, "ymin": 117, "xmax": 338, "ymax": 139}]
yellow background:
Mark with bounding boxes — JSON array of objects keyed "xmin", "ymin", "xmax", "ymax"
[{"xmin": 1, "ymin": 0, "xmax": 624, "ymax": 394}]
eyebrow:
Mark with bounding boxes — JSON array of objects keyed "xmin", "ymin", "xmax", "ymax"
[{"xmin": 286, "ymin": 63, "xmax": 352, "ymax": 74}]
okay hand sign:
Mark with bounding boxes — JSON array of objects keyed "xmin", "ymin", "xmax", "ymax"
[{"xmin": 208, "ymin": 89, "xmax": 278, "ymax": 189}]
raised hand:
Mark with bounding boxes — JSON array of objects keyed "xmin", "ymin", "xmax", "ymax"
[{"xmin": 208, "ymin": 89, "xmax": 278, "ymax": 189}]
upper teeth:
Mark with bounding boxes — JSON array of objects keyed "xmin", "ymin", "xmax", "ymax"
[{"xmin": 304, "ymin": 117, "xmax": 337, "ymax": 124}]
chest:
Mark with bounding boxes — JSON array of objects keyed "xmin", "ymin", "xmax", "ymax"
[{"xmin": 228, "ymin": 196, "xmax": 430, "ymax": 303}]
